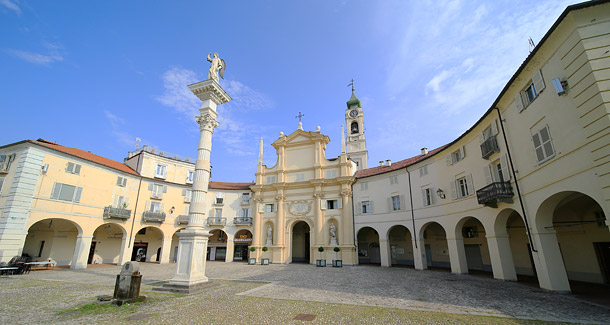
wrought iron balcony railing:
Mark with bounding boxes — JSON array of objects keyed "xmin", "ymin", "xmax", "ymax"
[
  {"xmin": 103, "ymin": 206, "xmax": 131, "ymax": 220},
  {"xmin": 143, "ymin": 211, "xmax": 166, "ymax": 223},
  {"xmin": 233, "ymin": 217, "xmax": 253, "ymax": 225},
  {"xmin": 177, "ymin": 215, "xmax": 190, "ymax": 225},
  {"xmin": 480, "ymin": 136, "xmax": 500, "ymax": 159},
  {"xmin": 207, "ymin": 217, "xmax": 226, "ymax": 226},
  {"xmin": 476, "ymin": 181, "xmax": 514, "ymax": 208}
]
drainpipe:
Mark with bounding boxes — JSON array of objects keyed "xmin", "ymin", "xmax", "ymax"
[
  {"xmin": 495, "ymin": 107, "xmax": 537, "ymax": 252},
  {"xmin": 405, "ymin": 168, "xmax": 417, "ymax": 248},
  {"xmin": 128, "ymin": 153, "xmax": 144, "ymax": 249}
]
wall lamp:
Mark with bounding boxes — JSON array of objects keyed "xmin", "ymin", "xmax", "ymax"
[
  {"xmin": 169, "ymin": 206, "xmax": 175, "ymax": 215},
  {"xmin": 436, "ymin": 188, "xmax": 446, "ymax": 199}
]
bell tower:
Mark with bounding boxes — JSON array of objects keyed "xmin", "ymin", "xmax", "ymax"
[{"xmin": 345, "ymin": 85, "xmax": 368, "ymax": 170}]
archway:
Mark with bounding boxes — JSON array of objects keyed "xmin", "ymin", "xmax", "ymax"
[
  {"xmin": 291, "ymin": 221, "xmax": 310, "ymax": 263},
  {"xmin": 388, "ymin": 225, "xmax": 413, "ymax": 266},
  {"xmin": 421, "ymin": 222, "xmax": 450, "ymax": 269},
  {"xmin": 89, "ymin": 223, "xmax": 126, "ymax": 265},
  {"xmin": 233, "ymin": 229, "xmax": 253, "ymax": 262},
  {"xmin": 169, "ymin": 228, "xmax": 185, "ymax": 262},
  {"xmin": 537, "ymin": 192, "xmax": 610, "ymax": 285},
  {"xmin": 208, "ymin": 229, "xmax": 227, "ymax": 261},
  {"xmin": 132, "ymin": 226, "xmax": 163, "ymax": 263},
  {"xmin": 23, "ymin": 218, "xmax": 81, "ymax": 266},
  {"xmin": 456, "ymin": 217, "xmax": 492, "ymax": 273},
  {"xmin": 357, "ymin": 227, "xmax": 380, "ymax": 265},
  {"xmin": 503, "ymin": 210, "xmax": 535, "ymax": 279}
]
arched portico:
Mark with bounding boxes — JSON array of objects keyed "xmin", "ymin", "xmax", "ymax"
[
  {"xmin": 419, "ymin": 222, "xmax": 450, "ymax": 271},
  {"xmin": 89, "ymin": 223, "xmax": 127, "ymax": 265},
  {"xmin": 169, "ymin": 228, "xmax": 185, "ymax": 262},
  {"xmin": 357, "ymin": 226, "xmax": 380, "ymax": 265},
  {"xmin": 22, "ymin": 218, "xmax": 83, "ymax": 268},
  {"xmin": 387, "ymin": 225, "xmax": 414, "ymax": 267},
  {"xmin": 453, "ymin": 217, "xmax": 492, "ymax": 274},
  {"xmin": 208, "ymin": 229, "xmax": 228, "ymax": 261},
  {"xmin": 233, "ymin": 229, "xmax": 253, "ymax": 262},
  {"xmin": 291, "ymin": 221, "xmax": 311, "ymax": 263},
  {"xmin": 132, "ymin": 226, "xmax": 164, "ymax": 263},
  {"xmin": 532, "ymin": 191, "xmax": 610, "ymax": 292}
]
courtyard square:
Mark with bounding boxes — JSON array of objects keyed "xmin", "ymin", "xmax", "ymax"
[{"xmin": 2, "ymin": 262, "xmax": 609, "ymax": 324}]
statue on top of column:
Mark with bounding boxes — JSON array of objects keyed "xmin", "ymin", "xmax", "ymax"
[{"xmin": 207, "ymin": 52, "xmax": 226, "ymax": 82}]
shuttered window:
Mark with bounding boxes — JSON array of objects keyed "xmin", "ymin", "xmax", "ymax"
[
  {"xmin": 532, "ymin": 125, "xmax": 555, "ymax": 164},
  {"xmin": 515, "ymin": 69, "xmax": 546, "ymax": 112},
  {"xmin": 65, "ymin": 162, "xmax": 81, "ymax": 175},
  {"xmin": 51, "ymin": 182, "xmax": 82, "ymax": 203}
]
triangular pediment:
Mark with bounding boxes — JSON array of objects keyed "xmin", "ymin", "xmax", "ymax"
[{"xmin": 272, "ymin": 129, "xmax": 330, "ymax": 149}]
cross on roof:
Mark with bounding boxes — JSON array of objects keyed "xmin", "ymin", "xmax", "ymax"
[
  {"xmin": 348, "ymin": 79, "xmax": 355, "ymax": 91},
  {"xmin": 295, "ymin": 111, "xmax": 305, "ymax": 122}
]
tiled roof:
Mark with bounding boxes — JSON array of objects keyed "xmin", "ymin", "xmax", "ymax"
[
  {"xmin": 355, "ymin": 145, "xmax": 447, "ymax": 178},
  {"xmin": 31, "ymin": 139, "xmax": 139, "ymax": 175},
  {"xmin": 209, "ymin": 181, "xmax": 254, "ymax": 190}
]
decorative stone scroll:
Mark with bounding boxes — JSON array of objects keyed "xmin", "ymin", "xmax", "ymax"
[{"xmin": 288, "ymin": 200, "xmax": 312, "ymax": 217}]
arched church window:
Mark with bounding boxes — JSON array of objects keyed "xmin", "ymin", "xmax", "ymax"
[{"xmin": 351, "ymin": 122, "xmax": 359, "ymax": 134}]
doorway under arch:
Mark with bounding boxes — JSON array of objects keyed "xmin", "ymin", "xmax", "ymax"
[
  {"xmin": 357, "ymin": 227, "xmax": 380, "ymax": 265},
  {"xmin": 291, "ymin": 221, "xmax": 310, "ymax": 263},
  {"xmin": 22, "ymin": 218, "xmax": 81, "ymax": 266}
]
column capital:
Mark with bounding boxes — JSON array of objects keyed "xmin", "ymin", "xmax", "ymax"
[{"xmin": 196, "ymin": 113, "xmax": 219, "ymax": 132}]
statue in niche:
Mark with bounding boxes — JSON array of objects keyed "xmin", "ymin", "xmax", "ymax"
[
  {"xmin": 266, "ymin": 225, "xmax": 273, "ymax": 246},
  {"xmin": 329, "ymin": 223, "xmax": 338, "ymax": 246},
  {"xmin": 207, "ymin": 52, "xmax": 226, "ymax": 82},
  {"xmin": 351, "ymin": 121, "xmax": 359, "ymax": 134}
]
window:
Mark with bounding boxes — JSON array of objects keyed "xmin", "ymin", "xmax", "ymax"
[
  {"xmin": 325, "ymin": 169, "xmax": 337, "ymax": 178},
  {"xmin": 65, "ymin": 162, "xmax": 81, "ymax": 175},
  {"xmin": 391, "ymin": 195, "xmax": 401, "ymax": 211},
  {"xmin": 240, "ymin": 208, "xmax": 249, "ymax": 218},
  {"xmin": 116, "ymin": 176, "xmax": 127, "ymax": 187},
  {"xmin": 458, "ymin": 178, "xmax": 468, "ymax": 197},
  {"xmin": 515, "ymin": 69, "xmax": 546, "ymax": 111},
  {"xmin": 183, "ymin": 189, "xmax": 192, "ymax": 203},
  {"xmin": 463, "ymin": 226, "xmax": 478, "ymax": 238},
  {"xmin": 484, "ymin": 155, "xmax": 511, "ymax": 185},
  {"xmin": 446, "ymin": 146, "xmax": 466, "ymax": 165},
  {"xmin": 265, "ymin": 204, "xmax": 275, "ymax": 212},
  {"xmin": 241, "ymin": 193, "xmax": 250, "ymax": 204},
  {"xmin": 113, "ymin": 195, "xmax": 128, "ymax": 208},
  {"xmin": 0, "ymin": 176, "xmax": 4, "ymax": 193},
  {"xmin": 360, "ymin": 182, "xmax": 368, "ymax": 191},
  {"xmin": 150, "ymin": 201, "xmax": 161, "ymax": 212},
  {"xmin": 419, "ymin": 165, "xmax": 428, "ymax": 177},
  {"xmin": 422, "ymin": 188, "xmax": 433, "ymax": 206},
  {"xmin": 215, "ymin": 208, "xmax": 222, "ymax": 218},
  {"xmin": 150, "ymin": 183, "xmax": 165, "ymax": 199},
  {"xmin": 294, "ymin": 173, "xmax": 305, "ymax": 182},
  {"xmin": 361, "ymin": 201, "xmax": 371, "ymax": 214},
  {"xmin": 215, "ymin": 192, "xmax": 224, "ymax": 205},
  {"xmin": 51, "ymin": 182, "xmax": 82, "ymax": 203},
  {"xmin": 266, "ymin": 175, "xmax": 276, "ymax": 184},
  {"xmin": 390, "ymin": 176, "xmax": 398, "ymax": 185},
  {"xmin": 326, "ymin": 199, "xmax": 339, "ymax": 210},
  {"xmin": 450, "ymin": 174, "xmax": 474, "ymax": 199},
  {"xmin": 0, "ymin": 153, "xmax": 16, "ymax": 173},
  {"xmin": 532, "ymin": 125, "xmax": 555, "ymax": 164},
  {"xmin": 186, "ymin": 171, "xmax": 195, "ymax": 184},
  {"xmin": 155, "ymin": 164, "xmax": 167, "ymax": 179}
]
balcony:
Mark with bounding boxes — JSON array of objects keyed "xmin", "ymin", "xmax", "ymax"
[
  {"xmin": 177, "ymin": 215, "xmax": 190, "ymax": 225},
  {"xmin": 480, "ymin": 136, "xmax": 500, "ymax": 159},
  {"xmin": 233, "ymin": 217, "xmax": 253, "ymax": 226},
  {"xmin": 143, "ymin": 211, "xmax": 166, "ymax": 223},
  {"xmin": 476, "ymin": 182, "xmax": 514, "ymax": 208},
  {"xmin": 103, "ymin": 206, "xmax": 131, "ymax": 220},
  {"xmin": 207, "ymin": 217, "xmax": 226, "ymax": 226}
]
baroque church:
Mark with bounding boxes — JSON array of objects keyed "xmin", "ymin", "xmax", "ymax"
[{"xmin": 0, "ymin": 0, "xmax": 609, "ymax": 294}]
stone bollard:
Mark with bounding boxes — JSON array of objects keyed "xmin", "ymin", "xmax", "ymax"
[{"xmin": 112, "ymin": 261, "xmax": 146, "ymax": 306}]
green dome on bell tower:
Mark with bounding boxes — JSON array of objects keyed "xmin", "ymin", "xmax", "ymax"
[{"xmin": 346, "ymin": 87, "xmax": 361, "ymax": 109}]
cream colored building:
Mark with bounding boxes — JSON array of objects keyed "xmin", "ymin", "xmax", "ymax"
[
  {"xmin": 0, "ymin": 0, "xmax": 608, "ymax": 295},
  {"xmin": 353, "ymin": 0, "xmax": 610, "ymax": 293}
]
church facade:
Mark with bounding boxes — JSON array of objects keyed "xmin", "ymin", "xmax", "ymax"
[{"xmin": 0, "ymin": 0, "xmax": 608, "ymax": 293}]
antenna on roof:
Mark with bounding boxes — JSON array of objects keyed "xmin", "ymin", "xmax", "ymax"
[
  {"xmin": 135, "ymin": 137, "xmax": 141, "ymax": 149},
  {"xmin": 528, "ymin": 37, "xmax": 536, "ymax": 53}
]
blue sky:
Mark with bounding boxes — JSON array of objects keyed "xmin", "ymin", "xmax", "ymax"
[{"xmin": 1, "ymin": 0, "xmax": 577, "ymax": 182}]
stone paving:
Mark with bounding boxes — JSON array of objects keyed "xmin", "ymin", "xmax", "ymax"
[{"xmin": 18, "ymin": 262, "xmax": 610, "ymax": 323}]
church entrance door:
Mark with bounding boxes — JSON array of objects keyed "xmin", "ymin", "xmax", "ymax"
[{"xmin": 292, "ymin": 221, "xmax": 310, "ymax": 263}]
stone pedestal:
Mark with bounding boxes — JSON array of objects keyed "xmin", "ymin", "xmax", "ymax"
[{"xmin": 112, "ymin": 262, "xmax": 146, "ymax": 306}]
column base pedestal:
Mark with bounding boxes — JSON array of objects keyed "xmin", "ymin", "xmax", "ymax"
[
  {"xmin": 160, "ymin": 227, "xmax": 211, "ymax": 293},
  {"xmin": 153, "ymin": 281, "xmax": 216, "ymax": 294}
]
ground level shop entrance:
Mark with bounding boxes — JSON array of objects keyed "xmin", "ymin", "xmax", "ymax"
[{"xmin": 233, "ymin": 230, "xmax": 252, "ymax": 262}]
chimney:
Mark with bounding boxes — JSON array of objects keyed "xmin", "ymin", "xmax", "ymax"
[
  {"xmin": 379, "ymin": 161, "xmax": 384, "ymax": 167},
  {"xmin": 421, "ymin": 147, "xmax": 428, "ymax": 155},
  {"xmin": 386, "ymin": 159, "xmax": 391, "ymax": 167}
]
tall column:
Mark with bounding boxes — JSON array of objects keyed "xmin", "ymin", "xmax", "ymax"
[
  {"xmin": 166, "ymin": 78, "xmax": 231, "ymax": 292},
  {"xmin": 275, "ymin": 191, "xmax": 285, "ymax": 263},
  {"xmin": 118, "ymin": 236, "xmax": 135, "ymax": 265},
  {"xmin": 313, "ymin": 191, "xmax": 323, "ymax": 246},
  {"xmin": 379, "ymin": 239, "xmax": 391, "ymax": 267},
  {"xmin": 340, "ymin": 189, "xmax": 353, "ymax": 247},
  {"xmin": 225, "ymin": 235, "xmax": 234, "ymax": 263},
  {"xmin": 486, "ymin": 234, "xmax": 517, "ymax": 281},
  {"xmin": 447, "ymin": 237, "xmax": 468, "ymax": 274},
  {"xmin": 71, "ymin": 235, "xmax": 93, "ymax": 269},
  {"xmin": 159, "ymin": 238, "xmax": 172, "ymax": 264},
  {"xmin": 413, "ymin": 238, "xmax": 426, "ymax": 270},
  {"xmin": 531, "ymin": 230, "xmax": 571, "ymax": 292}
]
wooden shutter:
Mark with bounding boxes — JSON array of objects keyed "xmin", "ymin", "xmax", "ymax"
[
  {"xmin": 66, "ymin": 162, "xmax": 73, "ymax": 172},
  {"xmin": 51, "ymin": 182, "xmax": 61, "ymax": 199},
  {"xmin": 422, "ymin": 189, "xmax": 427, "ymax": 206},
  {"xmin": 466, "ymin": 174, "xmax": 474, "ymax": 195},
  {"xmin": 445, "ymin": 155, "xmax": 453, "ymax": 165},
  {"xmin": 429, "ymin": 189, "xmax": 434, "ymax": 205},
  {"xmin": 125, "ymin": 197, "xmax": 130, "ymax": 208},
  {"xmin": 515, "ymin": 93, "xmax": 524, "ymax": 112},
  {"xmin": 74, "ymin": 187, "xmax": 82, "ymax": 203},
  {"xmin": 399, "ymin": 195, "xmax": 406, "ymax": 210},
  {"xmin": 237, "ymin": 208, "xmax": 243, "ymax": 217},
  {"xmin": 145, "ymin": 200, "xmax": 151, "ymax": 212},
  {"xmin": 369, "ymin": 201, "xmax": 374, "ymax": 213},
  {"xmin": 112, "ymin": 195, "xmax": 119, "ymax": 208},
  {"xmin": 479, "ymin": 133, "xmax": 485, "ymax": 144},
  {"xmin": 491, "ymin": 119, "xmax": 499, "ymax": 135},
  {"xmin": 163, "ymin": 185, "xmax": 167, "ymax": 193},
  {"xmin": 258, "ymin": 203, "xmax": 265, "ymax": 213},
  {"xmin": 387, "ymin": 197, "xmax": 393, "ymax": 211},
  {"xmin": 148, "ymin": 183, "xmax": 154, "ymax": 191},
  {"xmin": 484, "ymin": 165, "xmax": 493, "ymax": 185},
  {"xmin": 460, "ymin": 146, "xmax": 466, "ymax": 159},
  {"xmin": 182, "ymin": 189, "xmax": 186, "ymax": 196},
  {"xmin": 500, "ymin": 154, "xmax": 511, "ymax": 181},
  {"xmin": 320, "ymin": 200, "xmax": 327, "ymax": 210},
  {"xmin": 357, "ymin": 202, "xmax": 362, "ymax": 215},
  {"xmin": 450, "ymin": 181, "xmax": 457, "ymax": 200},
  {"xmin": 532, "ymin": 69, "xmax": 545, "ymax": 94},
  {"xmin": 337, "ymin": 199, "xmax": 343, "ymax": 209},
  {"xmin": 74, "ymin": 164, "xmax": 81, "ymax": 175}
]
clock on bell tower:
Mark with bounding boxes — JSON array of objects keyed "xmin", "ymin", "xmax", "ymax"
[{"xmin": 345, "ymin": 84, "xmax": 368, "ymax": 170}]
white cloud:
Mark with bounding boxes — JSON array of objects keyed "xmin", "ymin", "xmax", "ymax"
[
  {"xmin": 156, "ymin": 67, "xmax": 274, "ymax": 157},
  {"xmin": 7, "ymin": 42, "xmax": 65, "ymax": 65},
  {"xmin": 103, "ymin": 110, "xmax": 135, "ymax": 147},
  {"xmin": 0, "ymin": 0, "xmax": 20, "ymax": 14}
]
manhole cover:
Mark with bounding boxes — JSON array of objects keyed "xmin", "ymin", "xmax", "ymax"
[
  {"xmin": 294, "ymin": 314, "xmax": 316, "ymax": 321},
  {"xmin": 126, "ymin": 313, "xmax": 152, "ymax": 321}
]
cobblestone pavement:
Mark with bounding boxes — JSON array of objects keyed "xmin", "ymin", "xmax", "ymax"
[{"xmin": 18, "ymin": 262, "xmax": 610, "ymax": 323}]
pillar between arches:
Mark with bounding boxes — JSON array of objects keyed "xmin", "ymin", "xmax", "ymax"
[
  {"xmin": 447, "ymin": 237, "xmax": 468, "ymax": 274},
  {"xmin": 118, "ymin": 236, "xmax": 135, "ymax": 266},
  {"xmin": 486, "ymin": 234, "xmax": 517, "ymax": 281},
  {"xmin": 531, "ymin": 230, "xmax": 571, "ymax": 292},
  {"xmin": 160, "ymin": 238, "xmax": 172, "ymax": 264},
  {"xmin": 413, "ymin": 238, "xmax": 426, "ymax": 270},
  {"xmin": 225, "ymin": 236, "xmax": 235, "ymax": 262},
  {"xmin": 71, "ymin": 235, "xmax": 93, "ymax": 269},
  {"xmin": 379, "ymin": 239, "xmax": 391, "ymax": 267}
]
